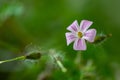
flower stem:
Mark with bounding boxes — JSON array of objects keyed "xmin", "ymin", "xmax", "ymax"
[
  {"xmin": 52, "ymin": 55, "xmax": 67, "ymax": 72},
  {"xmin": 0, "ymin": 56, "xmax": 26, "ymax": 64}
]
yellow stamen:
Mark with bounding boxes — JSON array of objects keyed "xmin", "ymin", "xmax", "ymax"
[{"xmin": 78, "ymin": 32, "xmax": 83, "ymax": 38}]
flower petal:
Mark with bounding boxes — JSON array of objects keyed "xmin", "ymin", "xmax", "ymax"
[
  {"xmin": 65, "ymin": 32, "xmax": 76, "ymax": 46},
  {"xmin": 83, "ymin": 29, "xmax": 96, "ymax": 42},
  {"xmin": 67, "ymin": 20, "xmax": 79, "ymax": 32},
  {"xmin": 80, "ymin": 20, "xmax": 93, "ymax": 32},
  {"xmin": 73, "ymin": 39, "xmax": 86, "ymax": 50}
]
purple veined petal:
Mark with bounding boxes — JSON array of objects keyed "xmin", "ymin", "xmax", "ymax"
[
  {"xmin": 80, "ymin": 20, "xmax": 93, "ymax": 32},
  {"xmin": 67, "ymin": 20, "xmax": 79, "ymax": 32},
  {"xmin": 73, "ymin": 38, "xmax": 86, "ymax": 50},
  {"xmin": 65, "ymin": 32, "xmax": 76, "ymax": 46},
  {"xmin": 83, "ymin": 29, "xmax": 96, "ymax": 42}
]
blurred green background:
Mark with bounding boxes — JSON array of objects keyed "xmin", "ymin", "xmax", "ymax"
[{"xmin": 0, "ymin": 0, "xmax": 120, "ymax": 80}]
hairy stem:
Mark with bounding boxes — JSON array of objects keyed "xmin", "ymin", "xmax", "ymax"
[
  {"xmin": 52, "ymin": 55, "xmax": 67, "ymax": 72},
  {"xmin": 0, "ymin": 56, "xmax": 25, "ymax": 64}
]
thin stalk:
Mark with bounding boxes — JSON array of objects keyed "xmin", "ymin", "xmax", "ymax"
[
  {"xmin": 0, "ymin": 56, "xmax": 26, "ymax": 64},
  {"xmin": 53, "ymin": 55, "xmax": 67, "ymax": 72}
]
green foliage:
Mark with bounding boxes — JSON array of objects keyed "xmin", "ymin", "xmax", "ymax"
[{"xmin": 0, "ymin": 0, "xmax": 120, "ymax": 80}]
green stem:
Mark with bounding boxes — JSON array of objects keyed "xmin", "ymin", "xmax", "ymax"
[
  {"xmin": 0, "ymin": 56, "xmax": 26, "ymax": 64},
  {"xmin": 56, "ymin": 60, "xmax": 67, "ymax": 72},
  {"xmin": 53, "ymin": 55, "xmax": 67, "ymax": 72}
]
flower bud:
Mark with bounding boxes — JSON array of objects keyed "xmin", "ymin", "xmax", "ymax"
[
  {"xmin": 92, "ymin": 33, "xmax": 112, "ymax": 44},
  {"xmin": 26, "ymin": 52, "xmax": 41, "ymax": 60}
]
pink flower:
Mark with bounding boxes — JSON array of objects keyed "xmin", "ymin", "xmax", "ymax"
[{"xmin": 65, "ymin": 20, "xmax": 96, "ymax": 50}]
